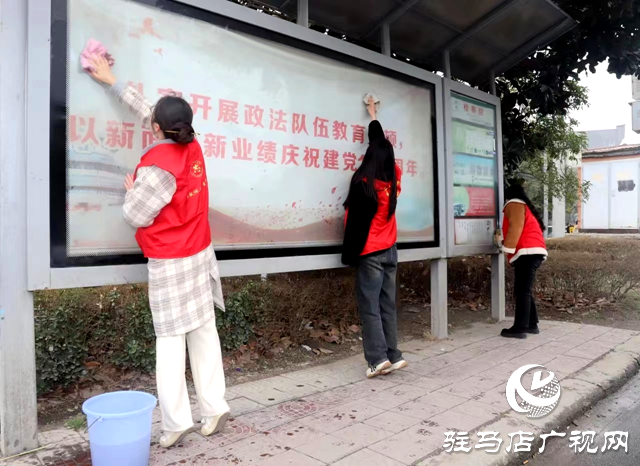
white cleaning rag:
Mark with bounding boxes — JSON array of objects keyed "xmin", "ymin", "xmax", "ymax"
[{"xmin": 363, "ymin": 93, "xmax": 381, "ymax": 111}]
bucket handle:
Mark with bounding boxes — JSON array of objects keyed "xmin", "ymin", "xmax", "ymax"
[{"xmin": 85, "ymin": 416, "xmax": 103, "ymax": 433}]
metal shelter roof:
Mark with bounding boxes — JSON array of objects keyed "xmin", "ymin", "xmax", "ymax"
[{"xmin": 256, "ymin": 0, "xmax": 575, "ymax": 84}]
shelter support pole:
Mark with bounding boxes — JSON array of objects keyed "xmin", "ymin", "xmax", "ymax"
[
  {"xmin": 430, "ymin": 259, "xmax": 448, "ymax": 339},
  {"xmin": 489, "ymin": 70, "xmax": 497, "ymax": 96},
  {"xmin": 491, "ymin": 255, "xmax": 506, "ymax": 321},
  {"xmin": 297, "ymin": 0, "xmax": 308, "ymax": 28},
  {"xmin": 489, "ymin": 69, "xmax": 505, "ymax": 322},
  {"xmin": 0, "ymin": 0, "xmax": 39, "ymax": 456},
  {"xmin": 381, "ymin": 22, "xmax": 391, "ymax": 57},
  {"xmin": 443, "ymin": 50, "xmax": 451, "ymax": 79},
  {"xmin": 543, "ymin": 154, "xmax": 549, "ymax": 238}
]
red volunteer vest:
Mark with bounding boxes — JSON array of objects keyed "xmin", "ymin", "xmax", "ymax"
[
  {"xmin": 361, "ymin": 165, "xmax": 402, "ymax": 256},
  {"xmin": 134, "ymin": 140, "xmax": 211, "ymax": 259},
  {"xmin": 502, "ymin": 199, "xmax": 547, "ymax": 263}
]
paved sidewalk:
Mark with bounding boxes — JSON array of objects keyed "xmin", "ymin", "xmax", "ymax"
[{"xmin": 5, "ymin": 319, "xmax": 640, "ymax": 466}]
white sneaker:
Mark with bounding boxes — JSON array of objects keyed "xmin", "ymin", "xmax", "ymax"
[
  {"xmin": 159, "ymin": 428, "xmax": 191, "ymax": 448},
  {"xmin": 201, "ymin": 411, "xmax": 230, "ymax": 436},
  {"xmin": 382, "ymin": 359, "xmax": 409, "ymax": 375},
  {"xmin": 366, "ymin": 360, "xmax": 392, "ymax": 379}
]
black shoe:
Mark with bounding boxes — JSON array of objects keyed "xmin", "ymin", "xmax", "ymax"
[
  {"xmin": 501, "ymin": 327, "xmax": 527, "ymax": 339},
  {"xmin": 526, "ymin": 325, "xmax": 540, "ymax": 335}
]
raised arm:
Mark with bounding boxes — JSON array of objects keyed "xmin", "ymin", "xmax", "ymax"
[
  {"xmin": 88, "ymin": 55, "xmax": 153, "ymax": 127},
  {"xmin": 367, "ymin": 96, "xmax": 377, "ymax": 121}
]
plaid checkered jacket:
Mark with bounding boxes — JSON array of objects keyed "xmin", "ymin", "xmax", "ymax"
[{"xmin": 113, "ymin": 82, "xmax": 225, "ymax": 337}]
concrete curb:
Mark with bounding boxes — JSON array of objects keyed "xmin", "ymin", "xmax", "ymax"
[
  {"xmin": 417, "ymin": 337, "xmax": 640, "ymax": 466},
  {"xmin": 502, "ymin": 339, "xmax": 640, "ymax": 465}
]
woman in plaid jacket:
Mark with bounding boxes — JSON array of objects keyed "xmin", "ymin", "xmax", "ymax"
[{"xmin": 88, "ymin": 55, "xmax": 229, "ymax": 448}]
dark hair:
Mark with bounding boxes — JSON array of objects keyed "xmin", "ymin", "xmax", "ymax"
[
  {"xmin": 505, "ymin": 182, "xmax": 546, "ymax": 232},
  {"xmin": 368, "ymin": 120, "xmax": 385, "ymax": 144},
  {"xmin": 344, "ymin": 122, "xmax": 397, "ymax": 219},
  {"xmin": 152, "ymin": 96, "xmax": 195, "ymax": 144}
]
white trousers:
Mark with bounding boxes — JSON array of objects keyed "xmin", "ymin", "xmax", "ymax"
[{"xmin": 156, "ymin": 315, "xmax": 229, "ymax": 432}]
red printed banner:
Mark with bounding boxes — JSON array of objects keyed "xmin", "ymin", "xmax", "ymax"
[
  {"xmin": 453, "ymin": 187, "xmax": 495, "ymax": 217},
  {"xmin": 66, "ymin": 0, "xmax": 436, "ymax": 256}
]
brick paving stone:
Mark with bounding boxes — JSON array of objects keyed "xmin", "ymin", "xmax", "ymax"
[
  {"xmin": 436, "ymin": 375, "xmax": 503, "ymax": 399},
  {"xmin": 294, "ymin": 434, "xmax": 364, "ymax": 464},
  {"xmin": 566, "ymin": 341, "xmax": 614, "ymax": 360},
  {"xmin": 403, "ymin": 376, "xmax": 453, "ymax": 392},
  {"xmin": 450, "ymin": 399, "xmax": 506, "ymax": 419},
  {"xmin": 36, "ymin": 430, "xmax": 88, "ymax": 466},
  {"xmin": 260, "ymin": 422, "xmax": 326, "ymax": 449},
  {"xmin": 404, "ymin": 358, "xmax": 452, "ymax": 376},
  {"xmin": 238, "ymin": 406, "xmax": 292, "ymax": 432},
  {"xmin": 401, "ymin": 352, "xmax": 427, "ymax": 363},
  {"xmin": 228, "ymin": 396, "xmax": 265, "ymax": 416},
  {"xmin": 364, "ymin": 411, "xmax": 422, "ymax": 433},
  {"xmin": 332, "ymin": 449, "xmax": 404, "ymax": 466},
  {"xmin": 471, "ymin": 385, "xmax": 510, "ymax": 412},
  {"xmin": 391, "ymin": 400, "xmax": 447, "ymax": 420},
  {"xmin": 206, "ymin": 434, "xmax": 289, "ymax": 465},
  {"xmin": 281, "ymin": 371, "xmax": 347, "ymax": 391},
  {"xmin": 277, "ymin": 399, "xmax": 321, "ymax": 419},
  {"xmin": 422, "ymin": 409, "xmax": 493, "ymax": 433},
  {"xmin": 331, "ymin": 423, "xmax": 394, "ymax": 448},
  {"xmin": 27, "ymin": 320, "xmax": 640, "ymax": 466},
  {"xmin": 0, "ymin": 456, "xmax": 42, "ymax": 466},
  {"xmin": 198, "ymin": 417, "xmax": 258, "ymax": 450},
  {"xmin": 361, "ymin": 384, "xmax": 429, "ymax": 409},
  {"xmin": 545, "ymin": 354, "xmax": 592, "ymax": 380},
  {"xmin": 163, "ymin": 432, "xmax": 210, "ymax": 461},
  {"xmin": 369, "ymin": 423, "xmax": 442, "ymax": 465},
  {"xmin": 261, "ymin": 449, "xmax": 326, "ymax": 466},
  {"xmin": 416, "ymin": 392, "xmax": 468, "ymax": 410},
  {"xmin": 299, "ymin": 401, "xmax": 385, "ymax": 434},
  {"xmin": 381, "ymin": 368, "xmax": 423, "ymax": 385}
]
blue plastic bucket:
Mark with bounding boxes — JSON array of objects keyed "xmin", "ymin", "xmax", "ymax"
[{"xmin": 82, "ymin": 391, "xmax": 157, "ymax": 466}]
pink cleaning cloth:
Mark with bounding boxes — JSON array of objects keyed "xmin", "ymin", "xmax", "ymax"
[{"xmin": 80, "ymin": 39, "xmax": 115, "ymax": 72}]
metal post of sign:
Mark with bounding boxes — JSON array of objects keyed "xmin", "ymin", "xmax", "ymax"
[
  {"xmin": 0, "ymin": 0, "xmax": 39, "ymax": 456},
  {"xmin": 297, "ymin": 0, "xmax": 308, "ymax": 28},
  {"xmin": 381, "ymin": 22, "xmax": 391, "ymax": 57},
  {"xmin": 430, "ymin": 259, "xmax": 448, "ymax": 339},
  {"xmin": 488, "ymin": 70, "xmax": 506, "ymax": 322}
]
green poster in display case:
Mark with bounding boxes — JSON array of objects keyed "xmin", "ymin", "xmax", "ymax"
[{"xmin": 452, "ymin": 121, "xmax": 495, "ymax": 158}]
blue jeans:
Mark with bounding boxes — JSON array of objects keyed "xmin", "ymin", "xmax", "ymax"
[{"xmin": 355, "ymin": 245, "xmax": 403, "ymax": 367}]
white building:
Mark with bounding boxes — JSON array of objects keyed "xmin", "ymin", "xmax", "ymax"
[{"xmin": 580, "ymin": 144, "xmax": 640, "ymax": 232}]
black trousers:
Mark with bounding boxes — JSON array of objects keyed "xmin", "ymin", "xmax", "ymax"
[{"xmin": 513, "ymin": 255, "xmax": 544, "ymax": 330}]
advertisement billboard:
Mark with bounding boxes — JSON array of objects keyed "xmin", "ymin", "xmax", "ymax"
[{"xmin": 51, "ymin": 0, "xmax": 438, "ymax": 267}]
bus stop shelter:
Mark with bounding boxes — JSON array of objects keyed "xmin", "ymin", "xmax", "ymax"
[{"xmin": 0, "ymin": 0, "xmax": 575, "ymax": 456}]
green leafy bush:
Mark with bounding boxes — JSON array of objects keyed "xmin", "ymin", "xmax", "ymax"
[
  {"xmin": 216, "ymin": 282, "xmax": 264, "ymax": 351},
  {"xmin": 35, "ymin": 297, "xmax": 90, "ymax": 392},
  {"xmin": 112, "ymin": 291, "xmax": 156, "ymax": 373},
  {"xmin": 34, "ymin": 282, "xmax": 267, "ymax": 393}
]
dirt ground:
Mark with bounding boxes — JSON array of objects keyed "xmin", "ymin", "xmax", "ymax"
[{"xmin": 36, "ymin": 302, "xmax": 492, "ymax": 431}]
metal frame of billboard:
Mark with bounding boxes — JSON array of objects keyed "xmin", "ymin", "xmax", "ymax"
[
  {"xmin": 26, "ymin": 0, "xmax": 447, "ymax": 291},
  {"xmin": 443, "ymin": 78, "xmax": 504, "ymax": 258}
]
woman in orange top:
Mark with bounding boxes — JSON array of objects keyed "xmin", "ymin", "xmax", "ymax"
[
  {"xmin": 499, "ymin": 183, "xmax": 548, "ymax": 339},
  {"xmin": 342, "ymin": 98, "xmax": 408, "ymax": 378}
]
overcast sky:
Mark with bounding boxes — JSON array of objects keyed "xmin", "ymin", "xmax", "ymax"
[{"xmin": 571, "ymin": 61, "xmax": 640, "ymax": 144}]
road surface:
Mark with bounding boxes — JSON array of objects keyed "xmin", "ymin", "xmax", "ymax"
[{"xmin": 529, "ymin": 371, "xmax": 640, "ymax": 465}]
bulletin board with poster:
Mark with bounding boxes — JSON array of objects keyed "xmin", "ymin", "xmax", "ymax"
[
  {"xmin": 26, "ymin": 0, "xmax": 446, "ymax": 290},
  {"xmin": 444, "ymin": 79, "xmax": 503, "ymax": 257}
]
